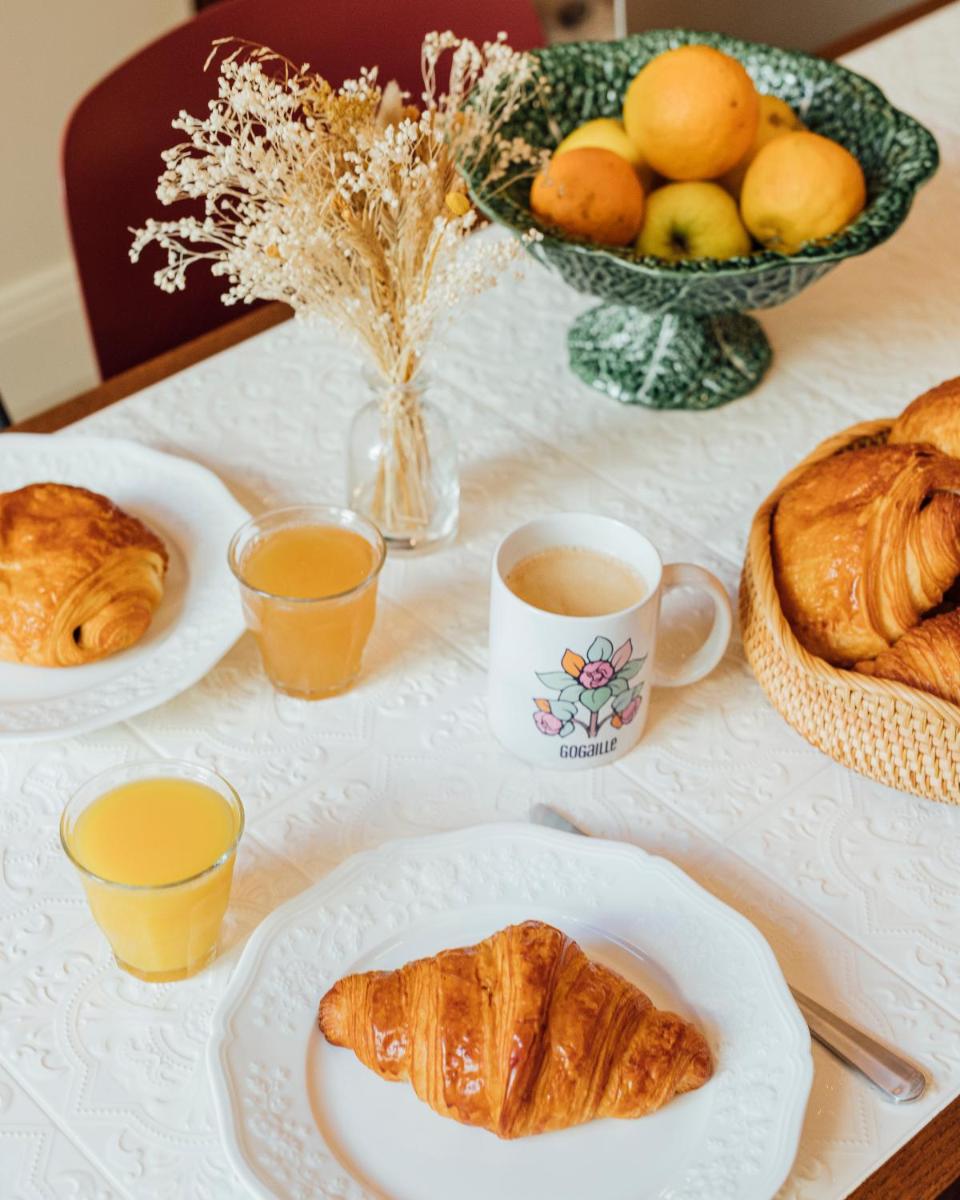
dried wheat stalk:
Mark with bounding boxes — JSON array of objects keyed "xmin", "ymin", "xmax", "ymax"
[{"xmin": 131, "ymin": 32, "xmax": 545, "ymax": 536}]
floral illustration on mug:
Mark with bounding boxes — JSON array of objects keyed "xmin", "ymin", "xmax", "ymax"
[{"xmin": 533, "ymin": 636, "xmax": 647, "ymax": 739}]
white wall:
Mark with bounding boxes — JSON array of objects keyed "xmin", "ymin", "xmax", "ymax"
[{"xmin": 0, "ymin": 0, "xmax": 191, "ymax": 421}]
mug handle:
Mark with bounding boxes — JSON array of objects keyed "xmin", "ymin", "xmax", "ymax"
[{"xmin": 653, "ymin": 563, "xmax": 733, "ymax": 688}]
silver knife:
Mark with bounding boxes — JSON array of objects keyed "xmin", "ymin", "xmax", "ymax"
[{"xmin": 530, "ymin": 803, "xmax": 926, "ymax": 1104}]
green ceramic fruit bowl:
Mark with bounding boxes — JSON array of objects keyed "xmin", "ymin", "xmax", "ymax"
[{"xmin": 465, "ymin": 29, "xmax": 939, "ymax": 410}]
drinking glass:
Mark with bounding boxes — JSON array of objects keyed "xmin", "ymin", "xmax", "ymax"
[
  {"xmin": 61, "ymin": 761, "xmax": 244, "ymax": 982},
  {"xmin": 228, "ymin": 505, "xmax": 385, "ymax": 699}
]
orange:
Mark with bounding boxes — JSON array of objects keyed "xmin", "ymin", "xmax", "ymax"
[
  {"xmin": 529, "ymin": 147, "xmax": 645, "ymax": 246},
  {"xmin": 720, "ymin": 94, "xmax": 805, "ymax": 198},
  {"xmin": 740, "ymin": 130, "xmax": 866, "ymax": 253},
  {"xmin": 623, "ymin": 45, "xmax": 759, "ymax": 181}
]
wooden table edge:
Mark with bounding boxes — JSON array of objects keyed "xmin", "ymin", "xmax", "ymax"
[
  {"xmin": 816, "ymin": 0, "xmax": 956, "ymax": 59},
  {"xmin": 847, "ymin": 1093, "xmax": 960, "ymax": 1199},
  {"xmin": 9, "ymin": 3, "xmax": 960, "ymax": 1197}
]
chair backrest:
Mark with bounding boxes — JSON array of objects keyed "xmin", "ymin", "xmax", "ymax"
[{"xmin": 63, "ymin": 0, "xmax": 542, "ymax": 381}]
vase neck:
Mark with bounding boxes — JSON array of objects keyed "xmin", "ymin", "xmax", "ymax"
[{"xmin": 363, "ymin": 368, "xmax": 428, "ymax": 412}]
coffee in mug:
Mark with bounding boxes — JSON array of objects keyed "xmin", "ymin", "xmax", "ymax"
[
  {"xmin": 488, "ymin": 513, "xmax": 732, "ymax": 769},
  {"xmin": 504, "ymin": 546, "xmax": 646, "ymax": 617}
]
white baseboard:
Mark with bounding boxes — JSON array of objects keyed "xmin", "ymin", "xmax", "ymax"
[{"xmin": 0, "ymin": 261, "xmax": 99, "ymax": 423}]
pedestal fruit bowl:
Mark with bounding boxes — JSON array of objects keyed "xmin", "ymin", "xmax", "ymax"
[{"xmin": 466, "ymin": 30, "xmax": 938, "ymax": 410}]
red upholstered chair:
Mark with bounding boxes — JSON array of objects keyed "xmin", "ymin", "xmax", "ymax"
[{"xmin": 63, "ymin": 0, "xmax": 543, "ymax": 380}]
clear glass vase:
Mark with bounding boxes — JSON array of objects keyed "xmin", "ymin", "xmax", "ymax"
[{"xmin": 347, "ymin": 371, "xmax": 459, "ymax": 554}]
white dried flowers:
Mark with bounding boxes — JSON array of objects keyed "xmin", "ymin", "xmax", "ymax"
[{"xmin": 130, "ymin": 32, "xmax": 546, "ymax": 386}]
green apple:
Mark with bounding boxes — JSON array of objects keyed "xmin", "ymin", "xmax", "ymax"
[
  {"xmin": 635, "ymin": 181, "xmax": 752, "ymax": 261},
  {"xmin": 556, "ymin": 118, "xmax": 655, "ymax": 192}
]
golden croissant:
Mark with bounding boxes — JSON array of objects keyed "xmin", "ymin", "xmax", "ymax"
[
  {"xmin": 857, "ymin": 610, "xmax": 960, "ymax": 706},
  {"xmin": 772, "ymin": 444, "xmax": 960, "ymax": 665},
  {"xmin": 0, "ymin": 483, "xmax": 168, "ymax": 667},
  {"xmin": 889, "ymin": 376, "xmax": 960, "ymax": 458},
  {"xmin": 318, "ymin": 920, "xmax": 712, "ymax": 1138}
]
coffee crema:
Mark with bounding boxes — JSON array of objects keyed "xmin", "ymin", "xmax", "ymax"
[{"xmin": 504, "ymin": 546, "xmax": 646, "ymax": 617}]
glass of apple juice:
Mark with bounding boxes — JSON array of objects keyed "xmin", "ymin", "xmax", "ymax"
[
  {"xmin": 228, "ymin": 505, "xmax": 386, "ymax": 699},
  {"xmin": 61, "ymin": 761, "xmax": 244, "ymax": 982}
]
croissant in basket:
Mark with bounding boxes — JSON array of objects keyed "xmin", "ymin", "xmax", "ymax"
[
  {"xmin": 889, "ymin": 376, "xmax": 960, "ymax": 459},
  {"xmin": 318, "ymin": 920, "xmax": 712, "ymax": 1138},
  {"xmin": 0, "ymin": 483, "xmax": 168, "ymax": 667},
  {"xmin": 741, "ymin": 374, "xmax": 960, "ymax": 805},
  {"xmin": 857, "ymin": 610, "xmax": 960, "ymax": 706},
  {"xmin": 772, "ymin": 443, "xmax": 960, "ymax": 666}
]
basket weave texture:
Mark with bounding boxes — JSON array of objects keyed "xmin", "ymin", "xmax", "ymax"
[{"xmin": 740, "ymin": 418, "xmax": 960, "ymax": 806}]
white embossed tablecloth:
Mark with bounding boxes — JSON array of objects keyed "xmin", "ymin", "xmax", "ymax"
[{"xmin": 3, "ymin": 8, "xmax": 960, "ymax": 1198}]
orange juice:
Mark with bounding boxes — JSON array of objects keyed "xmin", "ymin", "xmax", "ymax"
[
  {"xmin": 64, "ymin": 773, "xmax": 242, "ymax": 982},
  {"xmin": 234, "ymin": 516, "xmax": 384, "ymax": 698},
  {"xmin": 242, "ymin": 525, "xmax": 376, "ymax": 601}
]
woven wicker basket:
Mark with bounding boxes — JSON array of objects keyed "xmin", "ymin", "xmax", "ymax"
[{"xmin": 740, "ymin": 418, "xmax": 960, "ymax": 806}]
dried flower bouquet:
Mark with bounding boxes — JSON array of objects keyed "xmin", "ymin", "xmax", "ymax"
[{"xmin": 131, "ymin": 32, "xmax": 544, "ymax": 544}]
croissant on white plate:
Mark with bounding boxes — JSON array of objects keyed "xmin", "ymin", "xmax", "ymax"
[
  {"xmin": 0, "ymin": 483, "xmax": 168, "ymax": 667},
  {"xmin": 318, "ymin": 920, "xmax": 713, "ymax": 1139}
]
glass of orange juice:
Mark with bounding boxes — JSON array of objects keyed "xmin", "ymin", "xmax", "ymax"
[
  {"xmin": 61, "ymin": 761, "xmax": 244, "ymax": 982},
  {"xmin": 228, "ymin": 505, "xmax": 386, "ymax": 699}
]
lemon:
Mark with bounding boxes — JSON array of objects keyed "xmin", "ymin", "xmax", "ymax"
[
  {"xmin": 740, "ymin": 131, "xmax": 866, "ymax": 253},
  {"xmin": 720, "ymin": 94, "xmax": 805, "ymax": 198}
]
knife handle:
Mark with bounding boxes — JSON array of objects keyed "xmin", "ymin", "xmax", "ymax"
[{"xmin": 790, "ymin": 986, "xmax": 925, "ymax": 1102}]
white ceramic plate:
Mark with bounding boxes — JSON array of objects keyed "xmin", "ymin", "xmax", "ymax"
[
  {"xmin": 0, "ymin": 434, "xmax": 248, "ymax": 741},
  {"xmin": 209, "ymin": 824, "xmax": 812, "ymax": 1200}
]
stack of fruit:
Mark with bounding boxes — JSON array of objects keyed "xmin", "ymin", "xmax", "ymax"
[{"xmin": 530, "ymin": 44, "xmax": 867, "ymax": 260}]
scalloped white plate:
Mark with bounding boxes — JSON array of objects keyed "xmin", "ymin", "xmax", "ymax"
[
  {"xmin": 0, "ymin": 434, "xmax": 248, "ymax": 741},
  {"xmin": 209, "ymin": 824, "xmax": 812, "ymax": 1200}
]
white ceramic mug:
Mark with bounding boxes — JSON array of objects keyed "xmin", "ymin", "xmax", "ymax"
[{"xmin": 488, "ymin": 513, "xmax": 732, "ymax": 768}]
